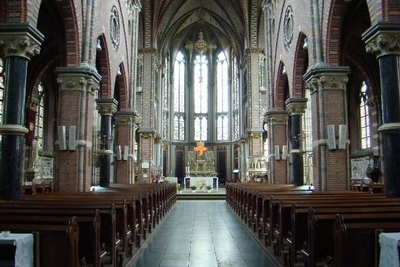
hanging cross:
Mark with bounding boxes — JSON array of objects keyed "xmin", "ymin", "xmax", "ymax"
[{"xmin": 194, "ymin": 141, "xmax": 207, "ymax": 156}]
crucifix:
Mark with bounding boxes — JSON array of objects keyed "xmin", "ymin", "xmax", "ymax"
[{"xmin": 194, "ymin": 141, "xmax": 207, "ymax": 157}]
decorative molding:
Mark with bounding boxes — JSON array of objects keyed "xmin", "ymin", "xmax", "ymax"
[
  {"xmin": 378, "ymin": 122, "xmax": 400, "ymax": 133},
  {"xmin": 0, "ymin": 124, "xmax": 29, "ymax": 135},
  {"xmin": 283, "ymin": 6, "xmax": 294, "ymax": 50},
  {"xmin": 141, "ymin": 132, "xmax": 154, "ymax": 139},
  {"xmin": 56, "ymin": 67, "xmax": 101, "ymax": 93},
  {"xmin": 0, "ymin": 23, "xmax": 44, "ymax": 59},
  {"xmin": 285, "ymin": 98, "xmax": 308, "ymax": 115},
  {"xmin": 110, "ymin": 5, "xmax": 120, "ymax": 51},
  {"xmin": 264, "ymin": 110, "xmax": 289, "ymax": 125},
  {"xmin": 139, "ymin": 47, "xmax": 157, "ymax": 53},
  {"xmin": 246, "ymin": 48, "xmax": 262, "ymax": 54},
  {"xmin": 114, "ymin": 110, "xmax": 139, "ymax": 125},
  {"xmin": 95, "ymin": 98, "xmax": 118, "ymax": 115},
  {"xmin": 303, "ymin": 66, "xmax": 350, "ymax": 92},
  {"xmin": 363, "ymin": 22, "xmax": 400, "ymax": 57}
]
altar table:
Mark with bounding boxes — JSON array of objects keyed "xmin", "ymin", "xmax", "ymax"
[
  {"xmin": 0, "ymin": 233, "xmax": 34, "ymax": 267},
  {"xmin": 184, "ymin": 176, "xmax": 219, "ymax": 191},
  {"xmin": 379, "ymin": 232, "xmax": 400, "ymax": 267}
]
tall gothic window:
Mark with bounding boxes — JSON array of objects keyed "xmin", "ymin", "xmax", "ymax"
[
  {"xmin": 0, "ymin": 58, "xmax": 4, "ymax": 143},
  {"xmin": 303, "ymin": 90, "xmax": 313, "ymax": 185},
  {"xmin": 193, "ymin": 54, "xmax": 208, "ymax": 141},
  {"xmin": 173, "ymin": 51, "xmax": 186, "ymax": 140},
  {"xmin": 35, "ymin": 83, "xmax": 45, "ymax": 139},
  {"xmin": 216, "ymin": 52, "xmax": 229, "ymax": 141},
  {"xmin": 360, "ymin": 81, "xmax": 371, "ymax": 149},
  {"xmin": 162, "ymin": 56, "xmax": 170, "ymax": 140},
  {"xmin": 233, "ymin": 56, "xmax": 240, "ymax": 140}
]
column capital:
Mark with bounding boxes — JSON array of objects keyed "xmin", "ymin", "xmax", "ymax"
[
  {"xmin": 139, "ymin": 47, "xmax": 157, "ymax": 54},
  {"xmin": 0, "ymin": 23, "xmax": 44, "ymax": 59},
  {"xmin": 114, "ymin": 110, "xmax": 141, "ymax": 126},
  {"xmin": 245, "ymin": 47, "xmax": 263, "ymax": 54},
  {"xmin": 96, "ymin": 98, "xmax": 118, "ymax": 115},
  {"xmin": 363, "ymin": 22, "xmax": 400, "ymax": 57},
  {"xmin": 285, "ymin": 98, "xmax": 308, "ymax": 115},
  {"xmin": 303, "ymin": 65, "xmax": 350, "ymax": 93},
  {"xmin": 264, "ymin": 110, "xmax": 289, "ymax": 125},
  {"xmin": 56, "ymin": 66, "xmax": 101, "ymax": 93}
]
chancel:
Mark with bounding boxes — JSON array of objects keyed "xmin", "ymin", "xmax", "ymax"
[
  {"xmin": 185, "ymin": 142, "xmax": 218, "ymax": 191},
  {"xmin": 1, "ymin": 1, "xmax": 400, "ymax": 267}
]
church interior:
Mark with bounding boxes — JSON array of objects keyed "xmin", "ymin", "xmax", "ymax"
[{"xmin": 1, "ymin": 0, "xmax": 400, "ymax": 266}]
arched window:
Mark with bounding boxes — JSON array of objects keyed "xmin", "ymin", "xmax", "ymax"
[
  {"xmin": 173, "ymin": 51, "xmax": 186, "ymax": 140},
  {"xmin": 216, "ymin": 52, "xmax": 229, "ymax": 141},
  {"xmin": 35, "ymin": 83, "xmax": 45, "ymax": 139},
  {"xmin": 0, "ymin": 58, "xmax": 4, "ymax": 126},
  {"xmin": 193, "ymin": 54, "xmax": 208, "ymax": 141},
  {"xmin": 360, "ymin": 82, "xmax": 371, "ymax": 149},
  {"xmin": 303, "ymin": 90, "xmax": 313, "ymax": 185},
  {"xmin": 232, "ymin": 56, "xmax": 240, "ymax": 140}
]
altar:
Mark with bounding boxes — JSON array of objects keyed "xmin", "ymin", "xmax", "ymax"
[
  {"xmin": 184, "ymin": 176, "xmax": 219, "ymax": 191},
  {"xmin": 185, "ymin": 142, "xmax": 218, "ymax": 191}
]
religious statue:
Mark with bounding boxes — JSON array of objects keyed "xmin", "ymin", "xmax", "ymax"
[{"xmin": 28, "ymin": 137, "xmax": 42, "ymax": 170}]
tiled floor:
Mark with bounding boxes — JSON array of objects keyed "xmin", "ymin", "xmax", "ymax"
[{"xmin": 127, "ymin": 200, "xmax": 280, "ymax": 267}]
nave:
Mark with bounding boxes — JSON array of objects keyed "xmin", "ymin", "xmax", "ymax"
[{"xmin": 128, "ymin": 200, "xmax": 280, "ymax": 267}]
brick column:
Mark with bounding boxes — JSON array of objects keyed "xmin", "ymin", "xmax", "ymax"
[
  {"xmin": 56, "ymin": 67, "xmax": 101, "ymax": 192},
  {"xmin": 0, "ymin": 24, "xmax": 43, "ymax": 200},
  {"xmin": 286, "ymin": 98, "xmax": 308, "ymax": 186},
  {"xmin": 138, "ymin": 48, "xmax": 157, "ymax": 183},
  {"xmin": 245, "ymin": 48, "xmax": 264, "ymax": 156},
  {"xmin": 363, "ymin": 22, "xmax": 400, "ymax": 197},
  {"xmin": 114, "ymin": 110, "xmax": 139, "ymax": 184},
  {"xmin": 303, "ymin": 66, "xmax": 350, "ymax": 191},
  {"xmin": 265, "ymin": 110, "xmax": 288, "ymax": 184},
  {"xmin": 96, "ymin": 99, "xmax": 118, "ymax": 187}
]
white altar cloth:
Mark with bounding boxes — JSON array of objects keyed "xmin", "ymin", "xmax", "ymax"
[
  {"xmin": 163, "ymin": 177, "xmax": 178, "ymax": 183},
  {"xmin": 184, "ymin": 176, "xmax": 219, "ymax": 191},
  {"xmin": 379, "ymin": 232, "xmax": 400, "ymax": 267},
  {"xmin": 0, "ymin": 233, "xmax": 34, "ymax": 267}
]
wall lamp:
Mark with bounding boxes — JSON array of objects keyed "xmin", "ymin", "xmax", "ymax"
[
  {"xmin": 327, "ymin": 124, "xmax": 347, "ymax": 150},
  {"xmin": 275, "ymin": 145, "xmax": 288, "ymax": 160}
]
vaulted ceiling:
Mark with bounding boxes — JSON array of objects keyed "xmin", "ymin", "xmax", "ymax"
[{"xmin": 139, "ymin": 0, "xmax": 263, "ymax": 57}]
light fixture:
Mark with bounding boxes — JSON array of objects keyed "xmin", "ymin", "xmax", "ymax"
[
  {"xmin": 117, "ymin": 66, "xmax": 122, "ymax": 76},
  {"xmin": 303, "ymin": 38, "xmax": 308, "ymax": 50},
  {"xmin": 282, "ymin": 67, "xmax": 287, "ymax": 75},
  {"xmin": 96, "ymin": 39, "xmax": 102, "ymax": 51}
]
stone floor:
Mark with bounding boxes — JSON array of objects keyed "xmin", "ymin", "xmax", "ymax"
[{"xmin": 127, "ymin": 200, "xmax": 281, "ymax": 267}]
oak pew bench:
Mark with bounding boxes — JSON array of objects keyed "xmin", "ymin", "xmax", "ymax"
[
  {"xmin": 0, "ymin": 215, "xmax": 81, "ymax": 267},
  {"xmin": 301, "ymin": 208, "xmax": 400, "ymax": 267}
]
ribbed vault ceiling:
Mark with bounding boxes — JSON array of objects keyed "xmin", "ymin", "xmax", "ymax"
[{"xmin": 141, "ymin": 0, "xmax": 255, "ymax": 56}]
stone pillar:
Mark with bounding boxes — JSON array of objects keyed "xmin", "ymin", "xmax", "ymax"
[
  {"xmin": 363, "ymin": 22, "xmax": 400, "ymax": 197},
  {"xmin": 96, "ymin": 98, "xmax": 118, "ymax": 187},
  {"xmin": 245, "ymin": 48, "xmax": 264, "ymax": 156},
  {"xmin": 114, "ymin": 110, "xmax": 138, "ymax": 184},
  {"xmin": 0, "ymin": 24, "xmax": 43, "ymax": 200},
  {"xmin": 265, "ymin": 110, "xmax": 288, "ymax": 184},
  {"xmin": 303, "ymin": 66, "xmax": 350, "ymax": 191},
  {"xmin": 56, "ymin": 67, "xmax": 101, "ymax": 192},
  {"xmin": 286, "ymin": 98, "xmax": 308, "ymax": 186}
]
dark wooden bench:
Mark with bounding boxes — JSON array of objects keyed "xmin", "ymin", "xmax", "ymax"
[
  {"xmin": 332, "ymin": 214, "xmax": 400, "ymax": 267},
  {"xmin": 301, "ymin": 207, "xmax": 400, "ymax": 267},
  {"xmin": 0, "ymin": 215, "xmax": 80, "ymax": 267}
]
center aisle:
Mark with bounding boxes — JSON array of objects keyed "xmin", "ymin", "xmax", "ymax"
[{"xmin": 128, "ymin": 200, "xmax": 281, "ymax": 267}]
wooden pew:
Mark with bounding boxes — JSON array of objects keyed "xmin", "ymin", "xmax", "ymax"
[
  {"xmin": 332, "ymin": 214, "xmax": 400, "ymax": 267},
  {"xmin": 0, "ymin": 215, "xmax": 80, "ymax": 267},
  {"xmin": 301, "ymin": 208, "xmax": 400, "ymax": 267},
  {"xmin": 2, "ymin": 183, "xmax": 176, "ymax": 267}
]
